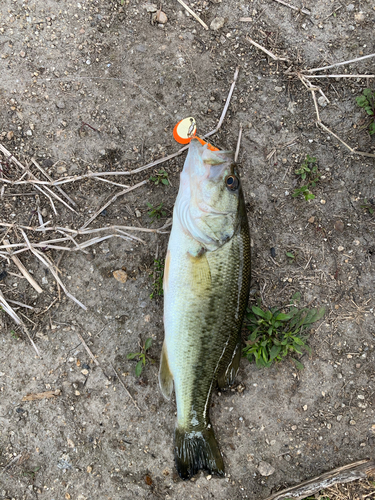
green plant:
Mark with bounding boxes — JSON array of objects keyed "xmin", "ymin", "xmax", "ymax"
[
  {"xmin": 150, "ymin": 169, "xmax": 169, "ymax": 186},
  {"xmin": 150, "ymin": 258, "xmax": 164, "ymax": 299},
  {"xmin": 360, "ymin": 198, "xmax": 374, "ymax": 215},
  {"xmin": 286, "ymin": 251, "xmax": 296, "ymax": 261},
  {"xmin": 243, "ymin": 293, "xmax": 325, "ymax": 369},
  {"xmin": 147, "ymin": 202, "xmax": 166, "ymax": 221},
  {"xmin": 356, "ymin": 88, "xmax": 375, "ymax": 135},
  {"xmin": 127, "ymin": 338, "xmax": 153, "ymax": 377},
  {"xmin": 22, "ymin": 466, "xmax": 41, "ymax": 479},
  {"xmin": 10, "ymin": 329, "xmax": 18, "ymax": 339},
  {"xmin": 293, "ymin": 155, "xmax": 321, "ymax": 201}
]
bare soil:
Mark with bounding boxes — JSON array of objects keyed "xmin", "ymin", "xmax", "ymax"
[{"xmin": 0, "ymin": 0, "xmax": 374, "ymax": 499}]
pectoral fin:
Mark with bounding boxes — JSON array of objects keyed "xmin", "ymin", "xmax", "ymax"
[
  {"xmin": 188, "ymin": 251, "xmax": 211, "ymax": 293},
  {"xmin": 159, "ymin": 342, "xmax": 174, "ymax": 400},
  {"xmin": 217, "ymin": 339, "xmax": 242, "ymax": 389}
]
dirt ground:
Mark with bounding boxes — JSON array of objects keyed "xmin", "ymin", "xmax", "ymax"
[{"xmin": 1, "ymin": 0, "xmax": 375, "ymax": 499}]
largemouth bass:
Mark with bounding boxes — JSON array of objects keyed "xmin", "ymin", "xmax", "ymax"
[{"xmin": 159, "ymin": 138, "xmax": 251, "ymax": 479}]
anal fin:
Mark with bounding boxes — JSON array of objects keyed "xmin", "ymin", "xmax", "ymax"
[
  {"xmin": 159, "ymin": 342, "xmax": 174, "ymax": 400},
  {"xmin": 217, "ymin": 339, "xmax": 242, "ymax": 389}
]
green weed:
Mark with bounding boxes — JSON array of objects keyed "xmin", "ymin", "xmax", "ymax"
[
  {"xmin": 356, "ymin": 88, "xmax": 375, "ymax": 135},
  {"xmin": 150, "ymin": 258, "xmax": 164, "ymax": 300},
  {"xmin": 147, "ymin": 202, "xmax": 166, "ymax": 221},
  {"xmin": 293, "ymin": 155, "xmax": 321, "ymax": 201},
  {"xmin": 127, "ymin": 338, "xmax": 153, "ymax": 377},
  {"xmin": 22, "ymin": 466, "xmax": 41, "ymax": 479},
  {"xmin": 10, "ymin": 329, "xmax": 18, "ymax": 340},
  {"xmin": 360, "ymin": 198, "xmax": 374, "ymax": 215},
  {"xmin": 243, "ymin": 293, "xmax": 325, "ymax": 369},
  {"xmin": 150, "ymin": 169, "xmax": 169, "ymax": 186}
]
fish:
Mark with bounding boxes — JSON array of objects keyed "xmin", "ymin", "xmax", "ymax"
[{"xmin": 159, "ymin": 138, "xmax": 251, "ymax": 480}]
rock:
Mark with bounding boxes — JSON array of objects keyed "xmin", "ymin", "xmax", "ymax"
[
  {"xmin": 318, "ymin": 95, "xmax": 328, "ymax": 107},
  {"xmin": 354, "ymin": 11, "xmax": 365, "ymax": 22},
  {"xmin": 210, "ymin": 17, "xmax": 225, "ymax": 30},
  {"xmin": 346, "ymin": 3, "xmax": 355, "ymax": 11},
  {"xmin": 6, "ymin": 131, "xmax": 14, "ymax": 140},
  {"xmin": 337, "ymin": 245, "xmax": 344, "ymax": 252},
  {"xmin": 155, "ymin": 10, "xmax": 168, "ymax": 24},
  {"xmin": 26, "ymin": 129, "xmax": 33, "ymax": 136},
  {"xmin": 274, "ymin": 86, "xmax": 283, "ymax": 93},
  {"xmin": 56, "ymin": 166, "xmax": 67, "ymax": 174},
  {"xmin": 308, "ymin": 216, "xmax": 315, "ymax": 223},
  {"xmin": 258, "ymin": 461, "xmax": 275, "ymax": 476},
  {"xmin": 334, "ymin": 220, "xmax": 344, "ymax": 232},
  {"xmin": 56, "ymin": 101, "xmax": 65, "ymax": 109},
  {"xmin": 113, "ymin": 270, "xmax": 128, "ymax": 283}
]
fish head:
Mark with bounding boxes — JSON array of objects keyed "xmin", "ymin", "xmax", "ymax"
[{"xmin": 175, "ymin": 139, "xmax": 242, "ymax": 251}]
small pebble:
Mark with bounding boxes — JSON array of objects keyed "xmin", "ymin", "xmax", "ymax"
[
  {"xmin": 210, "ymin": 17, "xmax": 225, "ymax": 30},
  {"xmin": 337, "ymin": 415, "xmax": 343, "ymax": 421},
  {"xmin": 320, "ymin": 199, "xmax": 326, "ymax": 205},
  {"xmin": 303, "ymin": 405, "xmax": 308, "ymax": 411},
  {"xmin": 81, "ymin": 369, "xmax": 89, "ymax": 376},
  {"xmin": 350, "ymin": 420, "xmax": 356, "ymax": 425},
  {"xmin": 274, "ymin": 86, "xmax": 283, "ymax": 92},
  {"xmin": 258, "ymin": 461, "xmax": 275, "ymax": 476},
  {"xmin": 337, "ymin": 246, "xmax": 344, "ymax": 252}
]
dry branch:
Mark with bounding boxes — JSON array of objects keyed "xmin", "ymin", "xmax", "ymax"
[
  {"xmin": 22, "ymin": 390, "xmax": 61, "ymax": 401},
  {"xmin": 247, "ymin": 37, "xmax": 288, "ymax": 62},
  {"xmin": 0, "ymin": 289, "xmax": 40, "ymax": 356},
  {"xmin": 272, "ymin": 0, "xmax": 311, "ymax": 15},
  {"xmin": 3, "ymin": 239, "xmax": 43, "ymax": 293},
  {"xmin": 80, "ymin": 179, "xmax": 148, "ymax": 230},
  {"xmin": 175, "ymin": 0, "xmax": 208, "ymax": 30},
  {"xmin": 263, "ymin": 459, "xmax": 375, "ymax": 500},
  {"xmin": 307, "ymin": 52, "xmax": 375, "ymax": 73}
]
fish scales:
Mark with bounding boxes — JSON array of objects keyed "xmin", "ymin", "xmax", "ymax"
[{"xmin": 159, "ymin": 138, "xmax": 251, "ymax": 479}]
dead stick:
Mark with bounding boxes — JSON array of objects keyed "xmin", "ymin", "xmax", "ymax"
[
  {"xmin": 0, "ymin": 290, "xmax": 40, "ymax": 356},
  {"xmin": 304, "ymin": 73, "xmax": 375, "ymax": 79},
  {"xmin": 272, "ymin": 0, "xmax": 310, "ymax": 15},
  {"xmin": 204, "ymin": 67, "xmax": 240, "ymax": 139},
  {"xmin": 111, "ymin": 363, "xmax": 141, "ymax": 413},
  {"xmin": 80, "ymin": 179, "xmax": 148, "ymax": 230},
  {"xmin": 175, "ymin": 0, "xmax": 209, "ymax": 30},
  {"xmin": 263, "ymin": 459, "xmax": 375, "ymax": 500},
  {"xmin": 317, "ymin": 122, "xmax": 375, "ymax": 158},
  {"xmin": 234, "ymin": 124, "xmax": 243, "ymax": 163},
  {"xmin": 31, "ymin": 158, "xmax": 77, "ymax": 207},
  {"xmin": 246, "ymin": 37, "xmax": 288, "ymax": 62},
  {"xmin": 307, "ymin": 52, "xmax": 375, "ymax": 73},
  {"xmin": 4, "ymin": 239, "xmax": 43, "ymax": 293}
]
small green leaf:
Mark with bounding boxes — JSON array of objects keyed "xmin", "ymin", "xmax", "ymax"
[
  {"xmin": 275, "ymin": 312, "xmax": 293, "ymax": 321},
  {"xmin": 291, "ymin": 292, "xmax": 301, "ymax": 303},
  {"xmin": 161, "ymin": 178, "xmax": 169, "ymax": 185},
  {"xmin": 286, "ymin": 252, "xmax": 295, "ymax": 259},
  {"xmin": 127, "ymin": 352, "xmax": 139, "ymax": 360},
  {"xmin": 252, "ymin": 305, "xmax": 267, "ymax": 318},
  {"xmin": 292, "ymin": 358, "xmax": 304, "ymax": 370},
  {"xmin": 135, "ymin": 360, "xmax": 143, "ymax": 377},
  {"xmin": 270, "ymin": 345, "xmax": 281, "ymax": 360},
  {"xmin": 144, "ymin": 337, "xmax": 153, "ymax": 351}
]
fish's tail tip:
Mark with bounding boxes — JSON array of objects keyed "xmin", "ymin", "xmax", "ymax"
[{"xmin": 174, "ymin": 425, "xmax": 225, "ymax": 480}]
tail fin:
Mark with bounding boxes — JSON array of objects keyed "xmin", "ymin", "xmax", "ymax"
[{"xmin": 174, "ymin": 426, "xmax": 224, "ymax": 480}]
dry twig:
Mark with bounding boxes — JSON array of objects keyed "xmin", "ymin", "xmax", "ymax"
[
  {"xmin": 111, "ymin": 363, "xmax": 141, "ymax": 413},
  {"xmin": 263, "ymin": 459, "xmax": 375, "ymax": 500},
  {"xmin": 22, "ymin": 390, "xmax": 61, "ymax": 401},
  {"xmin": 272, "ymin": 0, "xmax": 311, "ymax": 15},
  {"xmin": 247, "ymin": 37, "xmax": 288, "ymax": 62},
  {"xmin": 175, "ymin": 0, "xmax": 208, "ymax": 30}
]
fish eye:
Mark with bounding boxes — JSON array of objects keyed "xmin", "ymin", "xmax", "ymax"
[{"xmin": 225, "ymin": 175, "xmax": 239, "ymax": 191}]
